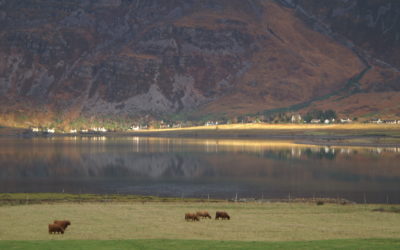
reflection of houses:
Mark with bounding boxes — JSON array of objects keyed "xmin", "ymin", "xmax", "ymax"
[
  {"xmin": 291, "ymin": 148, "xmax": 302, "ymax": 157},
  {"xmin": 340, "ymin": 148, "xmax": 352, "ymax": 154}
]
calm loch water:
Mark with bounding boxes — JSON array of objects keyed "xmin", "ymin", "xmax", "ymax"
[{"xmin": 0, "ymin": 137, "xmax": 399, "ymax": 203}]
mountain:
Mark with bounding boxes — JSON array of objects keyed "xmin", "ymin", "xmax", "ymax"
[{"xmin": 0, "ymin": 0, "xmax": 399, "ymax": 128}]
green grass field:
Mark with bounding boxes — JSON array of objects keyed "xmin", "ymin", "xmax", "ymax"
[
  {"xmin": 1, "ymin": 201, "xmax": 400, "ymax": 249},
  {"xmin": 1, "ymin": 238, "xmax": 400, "ymax": 250}
]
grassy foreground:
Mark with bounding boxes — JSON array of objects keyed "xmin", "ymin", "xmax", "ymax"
[
  {"xmin": 1, "ymin": 239, "xmax": 400, "ymax": 250},
  {"xmin": 1, "ymin": 202, "xmax": 400, "ymax": 242}
]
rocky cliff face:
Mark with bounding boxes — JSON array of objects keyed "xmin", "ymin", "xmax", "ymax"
[
  {"xmin": 277, "ymin": 0, "xmax": 400, "ymax": 118},
  {"xmin": 281, "ymin": 0, "xmax": 400, "ymax": 69},
  {"xmin": 0, "ymin": 0, "xmax": 261, "ymax": 119},
  {"xmin": 0, "ymin": 0, "xmax": 399, "ymax": 126}
]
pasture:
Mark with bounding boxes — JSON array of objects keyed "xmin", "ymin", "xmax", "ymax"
[{"xmin": 1, "ymin": 202, "xmax": 400, "ymax": 243}]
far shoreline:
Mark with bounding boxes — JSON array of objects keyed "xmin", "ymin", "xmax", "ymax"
[{"xmin": 1, "ymin": 123, "xmax": 400, "ymax": 147}]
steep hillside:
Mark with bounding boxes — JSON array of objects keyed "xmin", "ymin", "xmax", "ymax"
[
  {"xmin": 0, "ymin": 0, "xmax": 399, "ymax": 128},
  {"xmin": 278, "ymin": 0, "xmax": 400, "ymax": 119}
]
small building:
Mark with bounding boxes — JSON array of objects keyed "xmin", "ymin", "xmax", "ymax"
[
  {"xmin": 370, "ymin": 118, "xmax": 382, "ymax": 124},
  {"xmin": 310, "ymin": 119, "xmax": 321, "ymax": 124},
  {"xmin": 205, "ymin": 121, "xmax": 218, "ymax": 126},
  {"xmin": 47, "ymin": 128, "xmax": 55, "ymax": 133},
  {"xmin": 70, "ymin": 129, "xmax": 77, "ymax": 133},
  {"xmin": 31, "ymin": 127, "xmax": 40, "ymax": 132},
  {"xmin": 324, "ymin": 119, "xmax": 330, "ymax": 124},
  {"xmin": 131, "ymin": 125, "xmax": 140, "ymax": 131},
  {"xmin": 291, "ymin": 114, "xmax": 302, "ymax": 123},
  {"xmin": 340, "ymin": 118, "xmax": 352, "ymax": 123}
]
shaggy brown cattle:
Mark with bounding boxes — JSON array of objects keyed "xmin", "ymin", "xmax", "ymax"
[
  {"xmin": 215, "ymin": 211, "xmax": 230, "ymax": 220},
  {"xmin": 196, "ymin": 211, "xmax": 212, "ymax": 219},
  {"xmin": 48, "ymin": 224, "xmax": 64, "ymax": 234},
  {"xmin": 185, "ymin": 213, "xmax": 199, "ymax": 221},
  {"xmin": 54, "ymin": 220, "xmax": 71, "ymax": 230}
]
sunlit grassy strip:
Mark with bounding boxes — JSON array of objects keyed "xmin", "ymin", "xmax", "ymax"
[
  {"xmin": 133, "ymin": 123, "xmax": 400, "ymax": 132},
  {"xmin": 1, "ymin": 239, "xmax": 399, "ymax": 250}
]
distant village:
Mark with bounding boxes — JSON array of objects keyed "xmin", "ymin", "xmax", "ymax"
[{"xmin": 29, "ymin": 112, "xmax": 399, "ymax": 135}]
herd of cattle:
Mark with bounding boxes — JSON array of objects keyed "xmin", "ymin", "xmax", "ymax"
[
  {"xmin": 47, "ymin": 211, "xmax": 228, "ymax": 234},
  {"xmin": 48, "ymin": 220, "xmax": 71, "ymax": 234},
  {"xmin": 185, "ymin": 211, "xmax": 230, "ymax": 221}
]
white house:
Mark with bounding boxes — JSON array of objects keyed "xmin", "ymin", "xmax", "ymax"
[
  {"xmin": 31, "ymin": 127, "xmax": 40, "ymax": 132},
  {"xmin": 131, "ymin": 126, "xmax": 140, "ymax": 131},
  {"xmin": 370, "ymin": 118, "xmax": 382, "ymax": 124},
  {"xmin": 310, "ymin": 119, "xmax": 321, "ymax": 124},
  {"xmin": 291, "ymin": 114, "xmax": 302, "ymax": 123},
  {"xmin": 340, "ymin": 118, "xmax": 352, "ymax": 123},
  {"xmin": 70, "ymin": 129, "xmax": 77, "ymax": 133},
  {"xmin": 205, "ymin": 121, "xmax": 218, "ymax": 126},
  {"xmin": 47, "ymin": 128, "xmax": 55, "ymax": 133}
]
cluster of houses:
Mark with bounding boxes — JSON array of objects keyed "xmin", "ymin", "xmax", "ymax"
[
  {"xmin": 205, "ymin": 121, "xmax": 219, "ymax": 126},
  {"xmin": 28, "ymin": 115, "xmax": 399, "ymax": 134},
  {"xmin": 31, "ymin": 127, "xmax": 55, "ymax": 133},
  {"xmin": 130, "ymin": 125, "xmax": 148, "ymax": 131},
  {"xmin": 291, "ymin": 114, "xmax": 400, "ymax": 124},
  {"xmin": 369, "ymin": 118, "xmax": 400, "ymax": 124},
  {"xmin": 291, "ymin": 115, "xmax": 352, "ymax": 124},
  {"xmin": 31, "ymin": 127, "xmax": 108, "ymax": 134}
]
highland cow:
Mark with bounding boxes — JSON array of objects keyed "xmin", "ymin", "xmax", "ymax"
[
  {"xmin": 185, "ymin": 213, "xmax": 199, "ymax": 221},
  {"xmin": 215, "ymin": 211, "xmax": 230, "ymax": 220},
  {"xmin": 196, "ymin": 211, "xmax": 212, "ymax": 219},
  {"xmin": 54, "ymin": 220, "xmax": 71, "ymax": 230},
  {"xmin": 48, "ymin": 224, "xmax": 64, "ymax": 234}
]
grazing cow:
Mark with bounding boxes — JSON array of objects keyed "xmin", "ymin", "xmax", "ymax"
[
  {"xmin": 215, "ymin": 211, "xmax": 230, "ymax": 220},
  {"xmin": 48, "ymin": 224, "xmax": 64, "ymax": 234},
  {"xmin": 185, "ymin": 213, "xmax": 199, "ymax": 221},
  {"xmin": 54, "ymin": 220, "xmax": 71, "ymax": 230},
  {"xmin": 196, "ymin": 211, "xmax": 212, "ymax": 219}
]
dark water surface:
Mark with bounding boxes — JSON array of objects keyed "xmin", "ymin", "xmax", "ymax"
[{"xmin": 1, "ymin": 137, "xmax": 399, "ymax": 203}]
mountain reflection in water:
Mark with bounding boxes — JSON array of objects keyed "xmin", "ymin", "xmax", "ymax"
[{"xmin": 0, "ymin": 137, "xmax": 399, "ymax": 203}]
